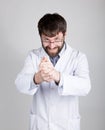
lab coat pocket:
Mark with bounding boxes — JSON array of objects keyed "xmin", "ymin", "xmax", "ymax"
[
  {"xmin": 29, "ymin": 113, "xmax": 48, "ymax": 130},
  {"xmin": 29, "ymin": 113, "xmax": 37, "ymax": 130},
  {"xmin": 68, "ymin": 117, "xmax": 80, "ymax": 130}
]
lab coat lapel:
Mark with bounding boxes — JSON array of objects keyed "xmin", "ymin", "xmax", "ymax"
[
  {"xmin": 39, "ymin": 44, "xmax": 73, "ymax": 70},
  {"xmin": 39, "ymin": 47, "xmax": 49, "ymax": 59},
  {"xmin": 55, "ymin": 44, "xmax": 73, "ymax": 71}
]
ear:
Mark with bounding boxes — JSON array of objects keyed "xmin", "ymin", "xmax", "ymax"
[{"xmin": 63, "ymin": 32, "xmax": 67, "ymax": 36}]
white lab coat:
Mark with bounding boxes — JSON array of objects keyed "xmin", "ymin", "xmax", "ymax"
[{"xmin": 15, "ymin": 43, "xmax": 91, "ymax": 130}]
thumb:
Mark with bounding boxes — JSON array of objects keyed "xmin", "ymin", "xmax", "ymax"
[{"xmin": 41, "ymin": 56, "xmax": 49, "ymax": 62}]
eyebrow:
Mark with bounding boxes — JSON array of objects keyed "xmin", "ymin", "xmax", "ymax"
[{"xmin": 42, "ymin": 35, "xmax": 60, "ymax": 40}]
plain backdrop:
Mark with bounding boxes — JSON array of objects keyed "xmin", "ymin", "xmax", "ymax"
[{"xmin": 0, "ymin": 0, "xmax": 105, "ymax": 130}]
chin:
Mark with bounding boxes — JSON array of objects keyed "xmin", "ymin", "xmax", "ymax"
[
  {"xmin": 44, "ymin": 46, "xmax": 61, "ymax": 57},
  {"xmin": 47, "ymin": 53, "xmax": 56, "ymax": 57},
  {"xmin": 47, "ymin": 49, "xmax": 58, "ymax": 57},
  {"xmin": 47, "ymin": 51, "xmax": 58, "ymax": 57}
]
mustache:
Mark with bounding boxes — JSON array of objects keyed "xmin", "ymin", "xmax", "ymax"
[{"xmin": 45, "ymin": 46, "xmax": 57, "ymax": 50}]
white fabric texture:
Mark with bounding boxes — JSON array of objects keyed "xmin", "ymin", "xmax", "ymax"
[{"xmin": 15, "ymin": 43, "xmax": 91, "ymax": 130}]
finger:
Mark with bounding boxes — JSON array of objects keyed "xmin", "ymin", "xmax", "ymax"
[
  {"xmin": 40, "ymin": 62, "xmax": 54, "ymax": 71},
  {"xmin": 39, "ymin": 57, "xmax": 49, "ymax": 68},
  {"xmin": 41, "ymin": 72, "xmax": 53, "ymax": 82},
  {"xmin": 41, "ymin": 66, "xmax": 54, "ymax": 74},
  {"xmin": 41, "ymin": 56, "xmax": 49, "ymax": 62},
  {"xmin": 39, "ymin": 57, "xmax": 47, "ymax": 67}
]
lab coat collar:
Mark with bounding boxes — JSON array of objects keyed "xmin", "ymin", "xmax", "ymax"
[
  {"xmin": 40, "ymin": 42, "xmax": 70, "ymax": 58},
  {"xmin": 55, "ymin": 43, "xmax": 73, "ymax": 69},
  {"xmin": 40, "ymin": 43, "xmax": 73, "ymax": 65}
]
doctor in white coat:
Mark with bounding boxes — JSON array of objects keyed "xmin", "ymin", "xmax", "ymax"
[{"xmin": 15, "ymin": 13, "xmax": 91, "ymax": 130}]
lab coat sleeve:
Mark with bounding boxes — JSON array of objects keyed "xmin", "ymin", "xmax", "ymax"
[
  {"xmin": 15, "ymin": 52, "xmax": 39, "ymax": 95},
  {"xmin": 58, "ymin": 54, "xmax": 91, "ymax": 96}
]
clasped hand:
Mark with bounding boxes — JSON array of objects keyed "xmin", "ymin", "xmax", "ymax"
[{"xmin": 34, "ymin": 57, "xmax": 60, "ymax": 84}]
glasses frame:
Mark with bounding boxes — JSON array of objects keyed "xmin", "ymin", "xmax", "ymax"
[{"xmin": 41, "ymin": 38, "xmax": 64, "ymax": 45}]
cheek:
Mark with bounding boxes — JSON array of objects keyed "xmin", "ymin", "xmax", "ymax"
[
  {"xmin": 42, "ymin": 43, "xmax": 47, "ymax": 48},
  {"xmin": 57, "ymin": 44, "xmax": 63, "ymax": 49}
]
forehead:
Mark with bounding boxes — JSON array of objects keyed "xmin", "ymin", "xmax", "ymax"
[{"xmin": 41, "ymin": 32, "xmax": 64, "ymax": 39}]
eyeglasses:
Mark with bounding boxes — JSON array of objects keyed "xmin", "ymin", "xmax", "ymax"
[{"xmin": 42, "ymin": 39, "xmax": 64, "ymax": 44}]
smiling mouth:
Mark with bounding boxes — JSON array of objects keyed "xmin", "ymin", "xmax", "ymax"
[
  {"xmin": 47, "ymin": 46, "xmax": 57, "ymax": 50},
  {"xmin": 45, "ymin": 47, "xmax": 58, "ymax": 57},
  {"xmin": 47, "ymin": 48, "xmax": 58, "ymax": 53}
]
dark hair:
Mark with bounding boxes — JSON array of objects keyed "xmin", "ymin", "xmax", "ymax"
[{"xmin": 38, "ymin": 13, "xmax": 67, "ymax": 37}]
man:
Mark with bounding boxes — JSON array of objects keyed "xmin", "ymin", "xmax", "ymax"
[{"xmin": 15, "ymin": 13, "xmax": 91, "ymax": 130}]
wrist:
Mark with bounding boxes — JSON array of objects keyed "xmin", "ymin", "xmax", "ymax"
[{"xmin": 34, "ymin": 72, "xmax": 42, "ymax": 84}]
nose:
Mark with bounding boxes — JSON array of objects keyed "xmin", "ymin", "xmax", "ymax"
[{"xmin": 48, "ymin": 42, "xmax": 56, "ymax": 49}]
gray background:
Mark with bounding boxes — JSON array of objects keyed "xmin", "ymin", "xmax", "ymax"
[{"xmin": 0, "ymin": 0, "xmax": 105, "ymax": 130}]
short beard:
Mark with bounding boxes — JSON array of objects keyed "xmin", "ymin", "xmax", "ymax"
[{"xmin": 42, "ymin": 41, "xmax": 65, "ymax": 57}]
